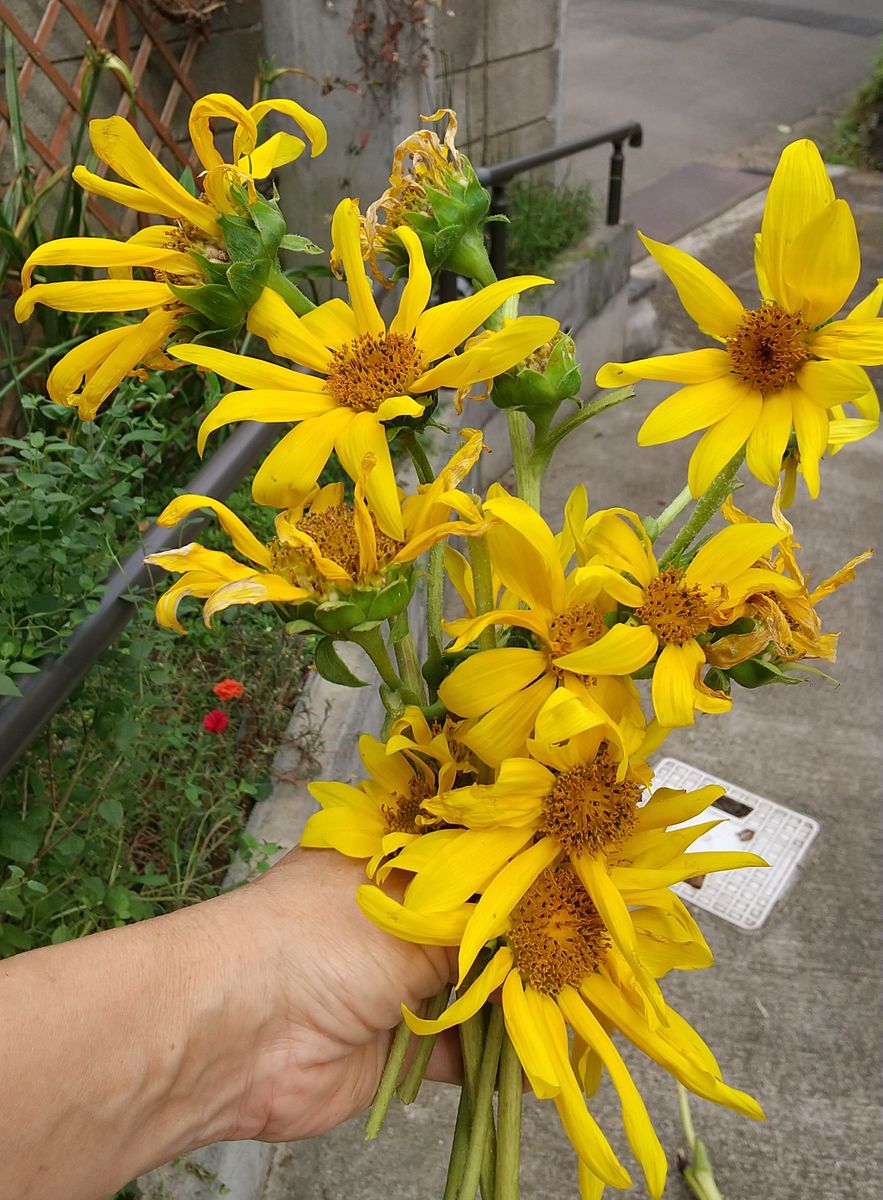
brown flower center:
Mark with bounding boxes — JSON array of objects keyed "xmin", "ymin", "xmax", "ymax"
[
  {"xmin": 540, "ymin": 748, "xmax": 641, "ymax": 856},
  {"xmin": 269, "ymin": 505, "xmax": 401, "ymax": 589},
  {"xmin": 547, "ymin": 603, "xmax": 607, "ymax": 680},
  {"xmin": 727, "ymin": 303, "xmax": 810, "ymax": 396},
  {"xmin": 324, "ymin": 331, "xmax": 425, "ymax": 412},
  {"xmin": 508, "ymin": 863, "xmax": 609, "ymax": 996},
  {"xmin": 637, "ymin": 567, "xmax": 715, "ymax": 646},
  {"xmin": 381, "ymin": 773, "xmax": 432, "ymax": 835}
]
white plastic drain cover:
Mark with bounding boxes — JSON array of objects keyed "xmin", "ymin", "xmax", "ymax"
[{"xmin": 650, "ymin": 757, "xmax": 819, "ymax": 930}]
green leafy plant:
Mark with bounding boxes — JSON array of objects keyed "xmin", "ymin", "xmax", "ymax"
[
  {"xmin": 505, "ymin": 176, "xmax": 598, "ymax": 275},
  {"xmin": 829, "ymin": 40, "xmax": 883, "ymax": 170}
]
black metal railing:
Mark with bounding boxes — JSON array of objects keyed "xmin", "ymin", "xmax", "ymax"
[
  {"xmin": 0, "ymin": 119, "xmax": 643, "ymax": 782},
  {"xmin": 475, "ymin": 120, "xmax": 643, "ymax": 279}
]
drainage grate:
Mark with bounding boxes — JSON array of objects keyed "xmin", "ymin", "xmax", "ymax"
[{"xmin": 650, "ymin": 756, "xmax": 819, "ymax": 930}]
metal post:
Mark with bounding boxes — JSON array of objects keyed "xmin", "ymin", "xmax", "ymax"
[
  {"xmin": 607, "ymin": 141, "xmax": 625, "ymax": 225},
  {"xmin": 488, "ymin": 183, "xmax": 509, "ymax": 279}
]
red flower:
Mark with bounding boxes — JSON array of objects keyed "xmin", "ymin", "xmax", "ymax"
[
  {"xmin": 202, "ymin": 709, "xmax": 229, "ymax": 733},
  {"xmin": 213, "ymin": 678, "xmax": 246, "ymax": 701}
]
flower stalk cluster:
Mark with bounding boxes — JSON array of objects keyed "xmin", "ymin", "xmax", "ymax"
[{"xmin": 27, "ymin": 94, "xmax": 878, "ymax": 1199}]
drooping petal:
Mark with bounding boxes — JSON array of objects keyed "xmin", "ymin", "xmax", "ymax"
[
  {"xmin": 531, "ymin": 991, "xmax": 632, "ymax": 1188},
  {"xmin": 335, "ymin": 411, "xmax": 404, "ymax": 540},
  {"xmin": 651, "ymin": 642, "xmax": 705, "ymax": 728},
  {"xmin": 784, "ymin": 198, "xmax": 860, "ymax": 327},
  {"xmin": 390, "ymin": 227, "xmax": 432, "ymax": 336},
  {"xmin": 846, "ymin": 277, "xmax": 883, "ymax": 322},
  {"xmin": 356, "ymin": 885, "xmax": 472, "ymax": 946},
  {"xmin": 403, "ymin": 947, "xmax": 513, "ymax": 1034},
  {"xmin": 414, "ymin": 275, "xmax": 553, "ymax": 363},
  {"xmin": 19, "ymin": 237, "xmax": 193, "ymax": 290},
  {"xmin": 638, "ymin": 233, "xmax": 743, "ymax": 339},
  {"xmin": 202, "ymin": 575, "xmax": 309, "ymax": 622},
  {"xmin": 483, "ymin": 492, "xmax": 566, "ymax": 613},
  {"xmin": 155, "ymin": 494, "xmax": 272, "ymax": 567},
  {"xmin": 759, "ymin": 138, "xmax": 835, "ymax": 310},
  {"xmin": 331, "ymin": 199, "xmax": 384, "ymax": 336},
  {"xmin": 300, "ymin": 804, "xmax": 386, "ymax": 857},
  {"xmin": 596, "ymin": 347, "xmax": 730, "ymax": 389},
  {"xmin": 239, "ymin": 130, "xmax": 306, "ymax": 178},
  {"xmin": 298, "ymin": 297, "xmax": 359, "ymax": 350},
  {"xmin": 687, "ymin": 389, "xmax": 763, "ymax": 495},
  {"xmin": 745, "ymin": 388, "xmax": 794, "ymax": 486},
  {"xmin": 251, "ymin": 409, "xmax": 354, "ymax": 507},
  {"xmin": 558, "ymin": 987, "xmax": 667, "ymax": 1199},
  {"xmin": 635, "ymin": 785, "xmax": 724, "ymax": 831},
  {"xmin": 460, "ymin": 675, "xmax": 557, "ymax": 766},
  {"xmin": 501, "ymin": 970, "xmax": 560, "ymax": 1099},
  {"xmin": 189, "ymin": 93, "xmax": 257, "ymax": 171},
  {"xmin": 46, "ymin": 326, "xmax": 133, "ymax": 407},
  {"xmin": 791, "ymin": 389, "xmax": 830, "ymax": 499},
  {"xmin": 72, "ymin": 166, "xmax": 179, "ymax": 221},
  {"xmin": 245, "ymin": 97, "xmax": 328, "ymax": 159}
]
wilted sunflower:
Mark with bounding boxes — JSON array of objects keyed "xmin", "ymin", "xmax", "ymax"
[
  {"xmin": 173, "ymin": 197, "xmax": 557, "ymax": 538},
  {"xmin": 15, "ymin": 93, "xmax": 326, "ymax": 417},
  {"xmin": 596, "ymin": 140, "xmax": 882, "ymax": 499},
  {"xmin": 145, "ymin": 431, "xmax": 486, "ymax": 631}
]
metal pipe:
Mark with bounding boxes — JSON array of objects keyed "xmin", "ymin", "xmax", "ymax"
[
  {"xmin": 475, "ymin": 121, "xmax": 642, "ymax": 188},
  {"xmin": 0, "ymin": 420, "xmax": 281, "ymax": 783}
]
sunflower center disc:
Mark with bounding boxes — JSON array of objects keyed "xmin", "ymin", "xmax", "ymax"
[
  {"xmin": 727, "ymin": 302, "xmax": 810, "ymax": 395},
  {"xmin": 381, "ymin": 774, "xmax": 432, "ymax": 835},
  {"xmin": 540, "ymin": 750, "xmax": 641, "ymax": 856},
  {"xmin": 637, "ymin": 567, "xmax": 715, "ymax": 645},
  {"xmin": 548, "ymin": 603, "xmax": 606, "ymax": 678},
  {"xmin": 269, "ymin": 506, "xmax": 400, "ymax": 587},
  {"xmin": 325, "ymin": 331, "xmax": 424, "ymax": 412},
  {"xmin": 508, "ymin": 863, "xmax": 609, "ymax": 995}
]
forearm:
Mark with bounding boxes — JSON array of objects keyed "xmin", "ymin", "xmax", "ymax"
[{"xmin": 0, "ymin": 891, "xmax": 265, "ymax": 1200}]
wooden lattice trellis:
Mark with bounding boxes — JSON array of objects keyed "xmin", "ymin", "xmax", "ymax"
[{"xmin": 0, "ymin": 0, "xmax": 215, "ymax": 233}]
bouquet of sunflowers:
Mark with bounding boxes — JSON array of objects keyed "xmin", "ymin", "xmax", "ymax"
[{"xmin": 16, "ymin": 93, "xmax": 879, "ymax": 1199}]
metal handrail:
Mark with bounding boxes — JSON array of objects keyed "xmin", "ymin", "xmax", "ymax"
[
  {"xmin": 0, "ymin": 421, "xmax": 280, "ymax": 784},
  {"xmin": 0, "ymin": 119, "xmax": 644, "ymax": 783},
  {"xmin": 475, "ymin": 121, "xmax": 643, "ymax": 278}
]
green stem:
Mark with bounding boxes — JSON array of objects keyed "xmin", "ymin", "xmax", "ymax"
[
  {"xmin": 657, "ymin": 447, "xmax": 746, "ymax": 569},
  {"xmin": 506, "ymin": 409, "xmax": 541, "ymax": 512},
  {"xmin": 494, "ymin": 1028, "xmax": 522, "ymax": 1200},
  {"xmin": 365, "ymin": 1019, "xmax": 412, "ymax": 1140},
  {"xmin": 459, "ymin": 1008, "xmax": 496, "ymax": 1196},
  {"xmin": 392, "ymin": 628, "xmax": 426, "ymax": 705},
  {"xmin": 396, "ymin": 984, "xmax": 452, "ymax": 1104},
  {"xmin": 460, "ymin": 1003, "xmax": 504, "ymax": 1200},
  {"xmin": 647, "ymin": 483, "xmax": 693, "ymax": 542},
  {"xmin": 399, "ymin": 429, "xmax": 436, "ymax": 485},
  {"xmin": 425, "ymin": 541, "xmax": 445, "ymax": 700},
  {"xmin": 531, "ymin": 385, "xmax": 634, "ymax": 477},
  {"xmin": 349, "ymin": 626, "xmax": 420, "ymax": 706},
  {"xmin": 678, "ymin": 1084, "xmax": 725, "ymax": 1200},
  {"xmin": 442, "ymin": 1081, "xmax": 473, "ymax": 1200},
  {"xmin": 266, "ymin": 263, "xmax": 316, "ymax": 316},
  {"xmin": 468, "ymin": 534, "xmax": 497, "ymax": 653}
]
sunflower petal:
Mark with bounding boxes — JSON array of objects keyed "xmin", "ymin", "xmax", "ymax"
[
  {"xmin": 651, "ymin": 642, "xmax": 704, "ymax": 727},
  {"xmin": 403, "ymin": 946, "xmax": 512, "ymax": 1035},
  {"xmin": 685, "ymin": 522, "xmax": 783, "ymax": 588},
  {"xmin": 356, "ymin": 885, "xmax": 473, "ymax": 946},
  {"xmin": 251, "ymin": 409, "xmax": 354, "ymax": 507},
  {"xmin": 390, "ymin": 226, "xmax": 432, "ymax": 336},
  {"xmin": 596, "ymin": 347, "xmax": 729, "ymax": 389},
  {"xmin": 335, "ymin": 411, "xmax": 404, "ymax": 540},
  {"xmin": 791, "ymin": 390, "xmax": 830, "ymax": 498},
  {"xmin": 638, "ymin": 233, "xmax": 743, "ymax": 339},
  {"xmin": 553, "ymin": 623, "xmax": 658, "ymax": 677},
  {"xmin": 502, "ymin": 970, "xmax": 561, "ymax": 1099},
  {"xmin": 412, "ymin": 316, "xmax": 559, "ymax": 392},
  {"xmin": 15, "ymin": 280, "xmax": 171, "ymax": 323},
  {"xmin": 196, "ymin": 389, "xmax": 338, "ymax": 456},
  {"xmin": 246, "ymin": 98, "xmax": 328, "ymax": 158},
  {"xmin": 155, "ymin": 494, "xmax": 271, "ymax": 567},
  {"xmin": 760, "ymin": 139, "xmax": 835, "ymax": 309},
  {"xmin": 438, "ymin": 648, "xmax": 547, "ymax": 717},
  {"xmin": 170, "ymin": 343, "xmax": 328, "ymax": 391},
  {"xmin": 687, "ymin": 389, "xmax": 763, "ymax": 495},
  {"xmin": 331, "ymin": 198, "xmax": 384, "ymax": 336},
  {"xmin": 404, "ymin": 827, "xmax": 534, "ymax": 912},
  {"xmin": 246, "ymin": 287, "xmax": 334, "ymax": 372},
  {"xmin": 745, "ymin": 388, "xmax": 794, "ymax": 486},
  {"xmin": 414, "ymin": 275, "xmax": 553, "ymax": 362},
  {"xmin": 785, "ymin": 198, "xmax": 860, "ymax": 327},
  {"xmin": 809, "ymin": 318, "xmax": 883, "ymax": 364}
]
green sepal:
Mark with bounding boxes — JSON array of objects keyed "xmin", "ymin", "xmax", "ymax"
[
  {"xmin": 361, "ymin": 577, "xmax": 412, "ymax": 622},
  {"xmin": 727, "ymin": 658, "xmax": 802, "ymax": 689},
  {"xmin": 314, "ymin": 638, "xmax": 368, "ymax": 688},
  {"xmin": 312, "ymin": 600, "xmax": 366, "ymax": 634},
  {"xmin": 248, "ymin": 195, "xmax": 287, "ymax": 256},
  {"xmin": 387, "ymin": 608, "xmax": 410, "ymax": 645},
  {"xmin": 168, "ymin": 282, "xmax": 246, "ymax": 329},
  {"xmin": 189, "ymin": 251, "xmax": 231, "ymax": 286},
  {"xmin": 702, "ymin": 667, "xmax": 732, "ymax": 694},
  {"xmin": 218, "ymin": 213, "xmax": 264, "ymax": 263},
  {"xmin": 284, "ymin": 618, "xmax": 323, "ymax": 635},
  {"xmin": 177, "ymin": 165, "xmax": 197, "ymax": 197},
  {"xmin": 226, "ymin": 258, "xmax": 271, "ymax": 308}
]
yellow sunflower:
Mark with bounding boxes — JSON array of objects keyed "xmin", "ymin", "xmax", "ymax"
[
  {"xmin": 14, "ymin": 93, "xmax": 326, "ymax": 418},
  {"xmin": 358, "ymin": 768, "xmax": 765, "ymax": 1198},
  {"xmin": 436, "ymin": 487, "xmax": 656, "ymax": 766},
  {"xmin": 707, "ymin": 490, "xmax": 873, "ymax": 668},
  {"xmin": 596, "ymin": 140, "xmax": 882, "ymax": 499},
  {"xmin": 171, "ymin": 197, "xmax": 558, "ymax": 538},
  {"xmin": 577, "ymin": 506, "xmax": 801, "ymax": 726},
  {"xmin": 144, "ymin": 431, "xmax": 485, "ymax": 632}
]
